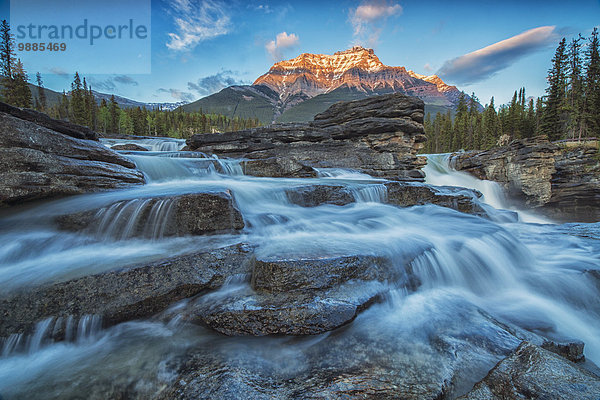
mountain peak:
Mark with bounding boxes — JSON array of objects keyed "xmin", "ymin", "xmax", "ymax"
[
  {"xmin": 250, "ymin": 47, "xmax": 466, "ymax": 119},
  {"xmin": 333, "ymin": 46, "xmax": 375, "ymax": 55}
]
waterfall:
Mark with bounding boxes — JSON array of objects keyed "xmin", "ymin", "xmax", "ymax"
[
  {"xmin": 100, "ymin": 138, "xmax": 187, "ymax": 151},
  {"xmin": 424, "ymin": 153, "xmax": 551, "ymax": 224},
  {"xmin": 1, "ymin": 315, "xmax": 103, "ymax": 358},
  {"xmin": 93, "ymin": 197, "xmax": 176, "ymax": 240}
]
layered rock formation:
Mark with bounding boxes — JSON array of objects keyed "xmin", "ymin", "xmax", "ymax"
[
  {"xmin": 187, "ymin": 93, "xmax": 427, "ymax": 180},
  {"xmin": 0, "ymin": 103, "xmax": 145, "ymax": 207},
  {"xmin": 284, "ymin": 182, "xmax": 486, "ymax": 216},
  {"xmin": 451, "ymin": 136, "xmax": 600, "ymax": 222},
  {"xmin": 451, "ymin": 136, "xmax": 558, "ymax": 207},
  {"xmin": 545, "ymin": 146, "xmax": 600, "ymax": 221}
]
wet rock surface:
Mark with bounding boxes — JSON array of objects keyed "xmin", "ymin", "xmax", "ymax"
[
  {"xmin": 0, "ymin": 108, "xmax": 145, "ymax": 207},
  {"xmin": 241, "ymin": 157, "xmax": 318, "ymax": 178},
  {"xmin": 187, "ymin": 94, "xmax": 427, "ymax": 180},
  {"xmin": 187, "ymin": 281, "xmax": 384, "ymax": 336},
  {"xmin": 111, "ymin": 143, "xmax": 149, "ymax": 151},
  {"xmin": 458, "ymin": 341, "xmax": 600, "ymax": 400},
  {"xmin": 285, "ymin": 184, "xmax": 355, "ymax": 206},
  {"xmin": 541, "ymin": 338, "xmax": 585, "ymax": 363},
  {"xmin": 385, "ymin": 181, "xmax": 486, "ymax": 216},
  {"xmin": 154, "ymin": 298, "xmax": 527, "ymax": 400},
  {"xmin": 55, "ymin": 191, "xmax": 245, "ymax": 237},
  {"xmin": 283, "ymin": 181, "xmax": 486, "ymax": 215},
  {"xmin": 0, "ymin": 243, "xmax": 254, "ymax": 338},
  {"xmin": 180, "ymin": 255, "xmax": 404, "ymax": 336}
]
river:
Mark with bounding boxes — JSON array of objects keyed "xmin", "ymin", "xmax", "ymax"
[{"xmin": 0, "ymin": 140, "xmax": 598, "ymax": 398}]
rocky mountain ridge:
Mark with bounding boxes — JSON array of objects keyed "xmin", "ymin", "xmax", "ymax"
[
  {"xmin": 253, "ymin": 46, "xmax": 464, "ymax": 114},
  {"xmin": 181, "ymin": 46, "xmax": 476, "ymax": 124}
]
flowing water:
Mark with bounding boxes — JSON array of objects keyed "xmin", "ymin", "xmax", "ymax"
[{"xmin": 0, "ymin": 142, "xmax": 599, "ymax": 398}]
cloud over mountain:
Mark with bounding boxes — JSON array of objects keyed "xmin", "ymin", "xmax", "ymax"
[
  {"xmin": 437, "ymin": 26, "xmax": 559, "ymax": 85},
  {"xmin": 349, "ymin": 0, "xmax": 402, "ymax": 47},
  {"xmin": 265, "ymin": 32, "xmax": 300, "ymax": 61}
]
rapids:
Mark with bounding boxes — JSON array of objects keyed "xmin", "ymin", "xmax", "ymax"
[{"xmin": 0, "ymin": 140, "xmax": 598, "ymax": 398}]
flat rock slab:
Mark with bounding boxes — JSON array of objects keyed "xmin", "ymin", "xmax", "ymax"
[
  {"xmin": 459, "ymin": 341, "xmax": 600, "ymax": 400},
  {"xmin": 251, "ymin": 255, "xmax": 397, "ymax": 294},
  {"xmin": 186, "ymin": 253, "xmax": 419, "ymax": 336},
  {"xmin": 111, "ymin": 143, "xmax": 149, "ymax": 151},
  {"xmin": 56, "ymin": 191, "xmax": 245, "ymax": 238},
  {"xmin": 241, "ymin": 157, "xmax": 317, "ymax": 178},
  {"xmin": 187, "ymin": 281, "xmax": 385, "ymax": 336},
  {"xmin": 0, "ymin": 243, "xmax": 255, "ymax": 339},
  {"xmin": 385, "ymin": 181, "xmax": 487, "ymax": 216},
  {"xmin": 285, "ymin": 185, "xmax": 355, "ymax": 206},
  {"xmin": 0, "ymin": 101, "xmax": 98, "ymax": 140},
  {"xmin": 283, "ymin": 181, "xmax": 486, "ymax": 216}
]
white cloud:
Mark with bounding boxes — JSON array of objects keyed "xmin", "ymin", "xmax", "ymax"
[
  {"xmin": 437, "ymin": 26, "xmax": 559, "ymax": 85},
  {"xmin": 423, "ymin": 63, "xmax": 433, "ymax": 73},
  {"xmin": 166, "ymin": 0, "xmax": 231, "ymax": 51},
  {"xmin": 265, "ymin": 32, "xmax": 300, "ymax": 61},
  {"xmin": 349, "ymin": 0, "xmax": 402, "ymax": 47}
]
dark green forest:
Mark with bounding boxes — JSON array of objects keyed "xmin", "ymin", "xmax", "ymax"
[{"xmin": 422, "ymin": 28, "xmax": 600, "ymax": 153}]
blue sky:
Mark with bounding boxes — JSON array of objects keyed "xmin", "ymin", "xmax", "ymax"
[{"xmin": 1, "ymin": 0, "xmax": 599, "ymax": 106}]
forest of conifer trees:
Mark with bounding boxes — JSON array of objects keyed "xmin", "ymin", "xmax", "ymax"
[{"xmin": 422, "ymin": 27, "xmax": 600, "ymax": 154}]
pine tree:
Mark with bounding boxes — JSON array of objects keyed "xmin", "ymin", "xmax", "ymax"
[
  {"xmin": 70, "ymin": 72, "xmax": 86, "ymax": 124},
  {"xmin": 59, "ymin": 90, "xmax": 70, "ymax": 119},
  {"xmin": 108, "ymin": 95, "xmax": 120, "ymax": 133},
  {"xmin": 0, "ymin": 20, "xmax": 16, "ymax": 103},
  {"xmin": 10, "ymin": 59, "xmax": 32, "ymax": 108},
  {"xmin": 584, "ymin": 27, "xmax": 600, "ymax": 137},
  {"xmin": 542, "ymin": 38, "xmax": 569, "ymax": 140},
  {"xmin": 35, "ymin": 72, "xmax": 47, "ymax": 111},
  {"xmin": 482, "ymin": 97, "xmax": 499, "ymax": 148},
  {"xmin": 453, "ymin": 92, "xmax": 468, "ymax": 150},
  {"xmin": 566, "ymin": 36, "xmax": 585, "ymax": 140}
]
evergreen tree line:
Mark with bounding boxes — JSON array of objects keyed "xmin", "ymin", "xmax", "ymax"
[
  {"xmin": 0, "ymin": 20, "xmax": 261, "ymax": 138},
  {"xmin": 0, "ymin": 20, "xmax": 32, "ymax": 108},
  {"xmin": 423, "ymin": 27, "xmax": 600, "ymax": 153},
  {"xmin": 49, "ymin": 73, "xmax": 262, "ymax": 138}
]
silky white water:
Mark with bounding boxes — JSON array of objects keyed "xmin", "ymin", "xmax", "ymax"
[{"xmin": 0, "ymin": 141, "xmax": 598, "ymax": 398}]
